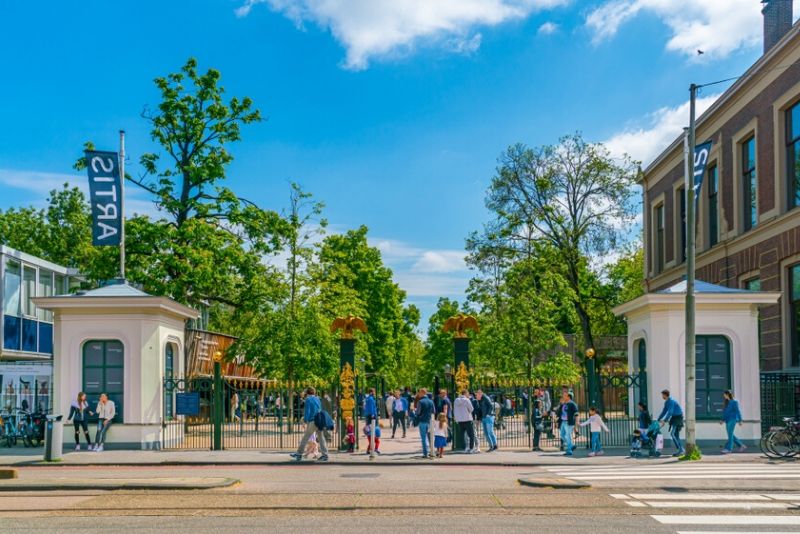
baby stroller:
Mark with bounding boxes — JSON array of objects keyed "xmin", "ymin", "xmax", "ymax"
[{"xmin": 630, "ymin": 422, "xmax": 663, "ymax": 458}]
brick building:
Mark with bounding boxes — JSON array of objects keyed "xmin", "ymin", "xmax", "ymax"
[{"xmin": 643, "ymin": 1, "xmax": 800, "ymax": 372}]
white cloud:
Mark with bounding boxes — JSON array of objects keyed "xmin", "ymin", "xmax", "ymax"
[
  {"xmin": 604, "ymin": 93, "xmax": 720, "ymax": 166},
  {"xmin": 237, "ymin": 0, "xmax": 570, "ymax": 70},
  {"xmin": 586, "ymin": 0, "xmax": 795, "ymax": 59},
  {"xmin": 537, "ymin": 21, "xmax": 559, "ymax": 35},
  {"xmin": 0, "ymin": 168, "xmax": 160, "ymax": 219},
  {"xmin": 393, "ymin": 272, "xmax": 470, "ymax": 297},
  {"xmin": 412, "ymin": 250, "xmax": 466, "ymax": 273}
]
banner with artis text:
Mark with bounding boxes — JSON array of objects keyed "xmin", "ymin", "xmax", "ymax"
[
  {"xmin": 692, "ymin": 140, "xmax": 713, "ymax": 211},
  {"xmin": 85, "ymin": 150, "xmax": 122, "ymax": 246}
]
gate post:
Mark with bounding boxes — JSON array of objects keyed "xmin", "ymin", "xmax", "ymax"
[
  {"xmin": 585, "ymin": 348, "xmax": 601, "ymax": 410},
  {"xmin": 443, "ymin": 314, "xmax": 479, "ymax": 451},
  {"xmin": 331, "ymin": 315, "xmax": 367, "ymax": 451},
  {"xmin": 213, "ymin": 351, "xmax": 223, "ymax": 451}
]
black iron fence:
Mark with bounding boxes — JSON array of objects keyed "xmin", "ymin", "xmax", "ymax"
[{"xmin": 761, "ymin": 372, "xmax": 800, "ymax": 432}]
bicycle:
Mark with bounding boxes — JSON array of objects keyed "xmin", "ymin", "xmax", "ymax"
[{"xmin": 760, "ymin": 417, "xmax": 800, "ymax": 460}]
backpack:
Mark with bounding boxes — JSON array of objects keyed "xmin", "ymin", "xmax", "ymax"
[{"xmin": 313, "ymin": 409, "xmax": 335, "ymax": 431}]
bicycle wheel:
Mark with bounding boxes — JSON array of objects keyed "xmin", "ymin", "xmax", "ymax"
[
  {"xmin": 761, "ymin": 431, "xmax": 781, "ymax": 459},
  {"xmin": 769, "ymin": 430, "xmax": 795, "ymax": 459}
]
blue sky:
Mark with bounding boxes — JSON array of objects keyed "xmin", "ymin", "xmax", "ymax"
[{"xmin": 0, "ymin": 1, "xmax": 788, "ymax": 326}]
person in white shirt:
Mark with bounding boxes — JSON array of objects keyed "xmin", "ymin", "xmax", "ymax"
[
  {"xmin": 579, "ymin": 406, "xmax": 610, "ymax": 457},
  {"xmin": 453, "ymin": 390, "xmax": 477, "ymax": 453},
  {"xmin": 93, "ymin": 393, "xmax": 116, "ymax": 452}
]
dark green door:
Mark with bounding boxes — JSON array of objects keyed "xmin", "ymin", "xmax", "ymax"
[
  {"xmin": 83, "ymin": 340, "xmax": 124, "ymax": 423},
  {"xmin": 695, "ymin": 335, "xmax": 731, "ymax": 420}
]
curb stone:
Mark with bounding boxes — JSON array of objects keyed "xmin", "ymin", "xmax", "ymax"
[
  {"xmin": 518, "ymin": 477, "xmax": 591, "ymax": 489},
  {"xmin": 0, "ymin": 477, "xmax": 239, "ymax": 492}
]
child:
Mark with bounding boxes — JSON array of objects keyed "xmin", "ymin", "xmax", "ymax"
[
  {"xmin": 579, "ymin": 406, "xmax": 610, "ymax": 457},
  {"xmin": 345, "ymin": 418, "xmax": 355, "ymax": 453},
  {"xmin": 630, "ymin": 429, "xmax": 644, "ymax": 458},
  {"xmin": 363, "ymin": 422, "xmax": 381, "ymax": 454},
  {"xmin": 434, "ymin": 413, "xmax": 448, "ymax": 458},
  {"xmin": 303, "ymin": 431, "xmax": 319, "ymax": 459}
]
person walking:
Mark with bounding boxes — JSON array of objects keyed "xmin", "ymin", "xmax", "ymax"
[
  {"xmin": 230, "ymin": 391, "xmax": 240, "ymax": 423},
  {"xmin": 415, "ymin": 388, "xmax": 435, "ymax": 459},
  {"xmin": 558, "ymin": 391, "xmax": 579, "ymax": 456},
  {"xmin": 391, "ymin": 390, "xmax": 406, "ymax": 438},
  {"xmin": 720, "ymin": 390, "xmax": 746, "ymax": 454},
  {"xmin": 66, "ymin": 392, "xmax": 93, "ymax": 451},
  {"xmin": 453, "ymin": 389, "xmax": 477, "ymax": 453},
  {"xmin": 384, "ymin": 392, "xmax": 395, "ymax": 422},
  {"xmin": 291, "ymin": 387, "xmax": 329, "ymax": 462},
  {"xmin": 657, "ymin": 389, "xmax": 685, "ymax": 457},
  {"xmin": 531, "ymin": 399, "xmax": 544, "ymax": 451},
  {"xmin": 579, "ymin": 406, "xmax": 610, "ymax": 457},
  {"xmin": 364, "ymin": 388, "xmax": 378, "ymax": 425},
  {"xmin": 475, "ymin": 390, "xmax": 497, "ymax": 452},
  {"xmin": 93, "ymin": 393, "xmax": 115, "ymax": 452}
]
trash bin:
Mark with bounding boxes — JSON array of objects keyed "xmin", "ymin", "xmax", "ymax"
[{"xmin": 44, "ymin": 415, "xmax": 63, "ymax": 462}]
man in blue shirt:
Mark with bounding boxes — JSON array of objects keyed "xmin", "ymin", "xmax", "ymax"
[
  {"xmin": 364, "ymin": 388, "xmax": 378, "ymax": 424},
  {"xmin": 291, "ymin": 387, "xmax": 328, "ymax": 462},
  {"xmin": 657, "ymin": 389, "xmax": 685, "ymax": 457},
  {"xmin": 415, "ymin": 388, "xmax": 435, "ymax": 459},
  {"xmin": 436, "ymin": 389, "xmax": 453, "ymax": 419}
]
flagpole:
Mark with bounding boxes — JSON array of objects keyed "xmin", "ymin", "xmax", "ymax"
[
  {"xmin": 119, "ymin": 130, "xmax": 126, "ymax": 281},
  {"xmin": 685, "ymin": 83, "xmax": 698, "ymax": 456}
]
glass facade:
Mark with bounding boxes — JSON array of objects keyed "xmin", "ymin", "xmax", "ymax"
[
  {"xmin": 742, "ymin": 136, "xmax": 757, "ymax": 231},
  {"xmin": 1, "ymin": 248, "xmax": 72, "ymax": 356}
]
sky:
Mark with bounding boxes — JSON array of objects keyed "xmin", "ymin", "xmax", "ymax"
[{"xmin": 0, "ymin": 0, "xmax": 795, "ymax": 326}]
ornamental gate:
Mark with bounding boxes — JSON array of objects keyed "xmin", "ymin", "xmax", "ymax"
[{"xmin": 161, "ymin": 376, "xmax": 337, "ymax": 450}]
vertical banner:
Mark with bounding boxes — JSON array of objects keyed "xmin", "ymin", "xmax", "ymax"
[
  {"xmin": 85, "ymin": 150, "xmax": 122, "ymax": 246},
  {"xmin": 692, "ymin": 140, "xmax": 713, "ymax": 213}
]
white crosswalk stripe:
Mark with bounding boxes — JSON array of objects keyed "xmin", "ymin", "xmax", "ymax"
[
  {"xmin": 545, "ymin": 462, "xmax": 800, "ymax": 481},
  {"xmin": 609, "ymin": 492, "xmax": 800, "ymax": 533}
]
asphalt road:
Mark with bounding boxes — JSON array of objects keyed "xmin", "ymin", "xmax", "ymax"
[{"xmin": 0, "ymin": 464, "xmax": 798, "ymax": 533}]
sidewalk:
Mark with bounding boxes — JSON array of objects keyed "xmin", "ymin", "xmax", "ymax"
[{"xmin": 0, "ymin": 446, "xmax": 771, "ymax": 467}]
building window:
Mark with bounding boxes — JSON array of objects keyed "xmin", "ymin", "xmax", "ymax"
[
  {"xmin": 22, "ymin": 266, "xmax": 36, "ymax": 317},
  {"xmin": 655, "ymin": 204, "xmax": 665, "ymax": 273},
  {"xmin": 678, "ymin": 187, "xmax": 686, "ymax": 263},
  {"xmin": 708, "ymin": 165, "xmax": 718, "ymax": 248},
  {"xmin": 695, "ymin": 335, "xmax": 731, "ymax": 419},
  {"xmin": 164, "ymin": 344, "xmax": 175, "ymax": 420},
  {"xmin": 786, "ymin": 102, "xmax": 800, "ymax": 210},
  {"xmin": 742, "ymin": 136, "xmax": 757, "ymax": 231},
  {"xmin": 745, "ymin": 277, "xmax": 763, "ymax": 364},
  {"xmin": 83, "ymin": 340, "xmax": 124, "ymax": 423},
  {"xmin": 37, "ymin": 269, "xmax": 53, "ymax": 322},
  {"xmin": 2, "ymin": 260, "xmax": 21, "ymax": 351},
  {"xmin": 791, "ymin": 265, "xmax": 800, "ymax": 367}
]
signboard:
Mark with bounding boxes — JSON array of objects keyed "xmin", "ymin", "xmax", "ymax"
[
  {"xmin": 85, "ymin": 150, "xmax": 123, "ymax": 246},
  {"xmin": 175, "ymin": 392, "xmax": 200, "ymax": 416}
]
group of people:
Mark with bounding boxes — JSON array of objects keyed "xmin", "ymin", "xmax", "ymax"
[
  {"xmin": 288, "ymin": 384, "xmax": 750, "ymax": 461},
  {"xmin": 66, "ymin": 391, "xmax": 116, "ymax": 452}
]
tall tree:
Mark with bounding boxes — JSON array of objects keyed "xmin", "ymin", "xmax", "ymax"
[
  {"xmin": 76, "ymin": 58, "xmax": 288, "ymax": 318},
  {"xmin": 483, "ymin": 133, "xmax": 638, "ymax": 352}
]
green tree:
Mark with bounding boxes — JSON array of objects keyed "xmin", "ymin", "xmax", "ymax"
[
  {"xmin": 420, "ymin": 298, "xmax": 462, "ymax": 386},
  {"xmin": 483, "ymin": 134, "xmax": 638, "ymax": 353},
  {"xmin": 76, "ymin": 58, "xmax": 288, "ymax": 320}
]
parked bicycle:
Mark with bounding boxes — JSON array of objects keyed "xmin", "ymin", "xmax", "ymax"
[{"xmin": 760, "ymin": 417, "xmax": 800, "ymax": 459}]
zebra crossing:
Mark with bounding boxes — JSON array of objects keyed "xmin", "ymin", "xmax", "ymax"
[
  {"xmin": 607, "ymin": 492, "xmax": 800, "ymax": 533},
  {"xmin": 544, "ymin": 462, "xmax": 800, "ymax": 481}
]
